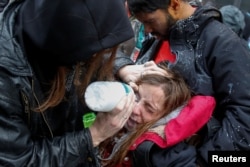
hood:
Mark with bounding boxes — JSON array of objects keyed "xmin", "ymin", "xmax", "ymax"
[
  {"xmin": 18, "ymin": 0, "xmax": 134, "ymax": 66},
  {"xmin": 170, "ymin": 4, "xmax": 222, "ymax": 41},
  {"xmin": 219, "ymin": 5, "xmax": 245, "ymax": 36}
]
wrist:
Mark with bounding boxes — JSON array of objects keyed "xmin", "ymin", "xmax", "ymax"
[
  {"xmin": 89, "ymin": 126, "xmax": 102, "ymax": 147},
  {"xmin": 118, "ymin": 66, "xmax": 131, "ymax": 83}
]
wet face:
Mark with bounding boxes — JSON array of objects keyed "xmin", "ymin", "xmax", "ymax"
[
  {"xmin": 125, "ymin": 83, "xmax": 165, "ymax": 131},
  {"xmin": 135, "ymin": 9, "xmax": 176, "ymax": 40}
]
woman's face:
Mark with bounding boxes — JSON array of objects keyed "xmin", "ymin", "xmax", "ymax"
[{"xmin": 125, "ymin": 83, "xmax": 165, "ymax": 131}]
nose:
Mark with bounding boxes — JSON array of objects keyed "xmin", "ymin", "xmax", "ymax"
[{"xmin": 132, "ymin": 102, "xmax": 142, "ymax": 115}]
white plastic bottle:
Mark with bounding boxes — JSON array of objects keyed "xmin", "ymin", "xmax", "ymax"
[{"xmin": 84, "ymin": 81, "xmax": 133, "ymax": 112}]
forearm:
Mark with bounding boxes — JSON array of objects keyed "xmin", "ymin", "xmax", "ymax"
[{"xmin": 113, "ymin": 55, "xmax": 135, "ymax": 79}]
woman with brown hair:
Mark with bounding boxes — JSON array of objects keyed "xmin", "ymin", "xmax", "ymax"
[{"xmin": 99, "ymin": 66, "xmax": 215, "ymax": 167}]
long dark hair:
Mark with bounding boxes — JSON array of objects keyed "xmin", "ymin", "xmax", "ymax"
[{"xmin": 36, "ymin": 47, "xmax": 118, "ymax": 112}]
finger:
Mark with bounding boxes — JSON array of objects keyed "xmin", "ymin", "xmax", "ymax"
[
  {"xmin": 119, "ymin": 93, "xmax": 135, "ymax": 123},
  {"xmin": 144, "ymin": 67, "xmax": 169, "ymax": 76},
  {"xmin": 113, "ymin": 92, "xmax": 134, "ymax": 115},
  {"xmin": 126, "ymin": 93, "xmax": 135, "ymax": 115},
  {"xmin": 143, "ymin": 61, "xmax": 156, "ymax": 67},
  {"xmin": 146, "ymin": 70, "xmax": 168, "ymax": 77},
  {"xmin": 144, "ymin": 65, "xmax": 163, "ymax": 71},
  {"xmin": 128, "ymin": 82, "xmax": 138, "ymax": 92},
  {"xmin": 140, "ymin": 71, "xmax": 144, "ymax": 79}
]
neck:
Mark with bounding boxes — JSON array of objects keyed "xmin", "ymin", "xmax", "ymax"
[
  {"xmin": 179, "ymin": 2, "xmax": 197, "ymax": 19},
  {"xmin": 170, "ymin": 1, "xmax": 197, "ymax": 20}
]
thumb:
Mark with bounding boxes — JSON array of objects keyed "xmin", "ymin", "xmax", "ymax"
[{"xmin": 129, "ymin": 82, "xmax": 138, "ymax": 92}]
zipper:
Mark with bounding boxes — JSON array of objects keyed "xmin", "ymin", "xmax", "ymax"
[{"xmin": 20, "ymin": 91, "xmax": 30, "ymax": 125}]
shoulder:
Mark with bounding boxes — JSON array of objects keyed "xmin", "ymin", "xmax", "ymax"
[{"xmin": 150, "ymin": 142, "xmax": 197, "ymax": 167}]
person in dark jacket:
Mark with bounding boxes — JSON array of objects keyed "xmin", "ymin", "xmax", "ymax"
[
  {"xmin": 114, "ymin": 0, "xmax": 250, "ymax": 166},
  {"xmin": 99, "ymin": 67, "xmax": 215, "ymax": 167},
  {"xmin": 242, "ymin": 11, "xmax": 250, "ymax": 48},
  {"xmin": 219, "ymin": 5, "xmax": 246, "ymax": 39},
  {"xmin": 0, "ymin": 0, "xmax": 135, "ymax": 166}
]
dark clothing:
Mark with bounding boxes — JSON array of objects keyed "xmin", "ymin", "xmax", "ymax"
[
  {"xmin": 16, "ymin": 0, "xmax": 133, "ymax": 83},
  {"xmin": 114, "ymin": 4, "xmax": 250, "ymax": 166},
  {"xmin": 0, "ymin": 0, "xmax": 8, "ymax": 12},
  {"xmin": 17, "ymin": 0, "xmax": 133, "ymax": 67},
  {"xmin": 0, "ymin": 0, "xmax": 133, "ymax": 166},
  {"xmin": 243, "ymin": 12, "xmax": 250, "ymax": 40},
  {"xmin": 132, "ymin": 141, "xmax": 197, "ymax": 167}
]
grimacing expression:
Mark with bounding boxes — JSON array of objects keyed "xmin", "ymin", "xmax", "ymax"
[
  {"xmin": 125, "ymin": 83, "xmax": 165, "ymax": 131},
  {"xmin": 135, "ymin": 9, "xmax": 176, "ymax": 39}
]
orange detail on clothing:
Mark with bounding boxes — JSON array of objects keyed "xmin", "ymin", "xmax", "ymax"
[{"xmin": 154, "ymin": 41, "xmax": 176, "ymax": 63}]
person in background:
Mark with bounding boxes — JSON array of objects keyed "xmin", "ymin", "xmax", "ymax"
[
  {"xmin": 118, "ymin": 0, "xmax": 137, "ymax": 58},
  {"xmin": 219, "ymin": 5, "xmax": 246, "ymax": 39},
  {"xmin": 119, "ymin": 0, "xmax": 147, "ymax": 61},
  {"xmin": 0, "ymin": 0, "xmax": 135, "ymax": 166},
  {"xmin": 242, "ymin": 11, "xmax": 250, "ymax": 48},
  {"xmin": 99, "ymin": 66, "xmax": 215, "ymax": 167},
  {"xmin": 114, "ymin": 0, "xmax": 250, "ymax": 166}
]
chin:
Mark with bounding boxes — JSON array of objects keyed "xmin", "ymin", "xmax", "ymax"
[
  {"xmin": 125, "ymin": 120, "xmax": 137, "ymax": 131},
  {"xmin": 124, "ymin": 124, "xmax": 132, "ymax": 131}
]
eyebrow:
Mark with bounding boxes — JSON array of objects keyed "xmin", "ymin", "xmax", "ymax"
[
  {"xmin": 138, "ymin": 85, "xmax": 159, "ymax": 112},
  {"xmin": 144, "ymin": 101, "xmax": 157, "ymax": 112}
]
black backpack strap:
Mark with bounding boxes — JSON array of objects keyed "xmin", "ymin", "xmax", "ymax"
[
  {"xmin": 131, "ymin": 141, "xmax": 154, "ymax": 167},
  {"xmin": 200, "ymin": 116, "xmax": 221, "ymax": 142},
  {"xmin": 197, "ymin": 116, "xmax": 221, "ymax": 167}
]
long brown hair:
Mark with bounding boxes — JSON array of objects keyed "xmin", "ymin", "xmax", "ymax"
[
  {"xmin": 36, "ymin": 46, "xmax": 118, "ymax": 112},
  {"xmin": 101, "ymin": 66, "xmax": 191, "ymax": 166}
]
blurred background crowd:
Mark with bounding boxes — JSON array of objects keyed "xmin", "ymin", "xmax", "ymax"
[{"xmin": 192, "ymin": 0, "xmax": 250, "ymax": 47}]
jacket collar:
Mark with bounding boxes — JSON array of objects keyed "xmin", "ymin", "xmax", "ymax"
[
  {"xmin": 0, "ymin": 1, "xmax": 32, "ymax": 76},
  {"xmin": 170, "ymin": 4, "xmax": 222, "ymax": 44}
]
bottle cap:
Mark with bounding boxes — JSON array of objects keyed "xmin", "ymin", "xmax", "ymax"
[{"xmin": 83, "ymin": 112, "xmax": 96, "ymax": 128}]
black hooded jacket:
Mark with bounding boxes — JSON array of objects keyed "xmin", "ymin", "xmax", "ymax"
[
  {"xmin": 115, "ymin": 4, "xmax": 250, "ymax": 166},
  {"xmin": 0, "ymin": 0, "xmax": 133, "ymax": 166},
  {"xmin": 16, "ymin": 0, "xmax": 133, "ymax": 81}
]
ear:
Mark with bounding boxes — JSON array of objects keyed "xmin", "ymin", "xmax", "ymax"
[{"xmin": 169, "ymin": 0, "xmax": 181, "ymax": 10}]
